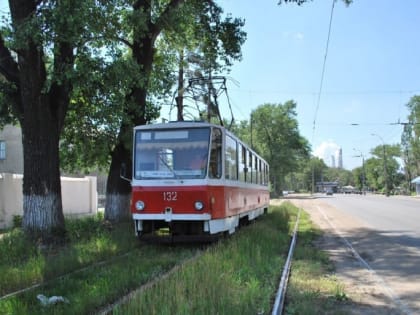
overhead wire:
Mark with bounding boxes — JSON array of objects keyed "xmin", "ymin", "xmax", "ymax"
[
  {"xmin": 310, "ymin": 0, "xmax": 336, "ymax": 193},
  {"xmin": 312, "ymin": 0, "xmax": 336, "ymax": 144}
]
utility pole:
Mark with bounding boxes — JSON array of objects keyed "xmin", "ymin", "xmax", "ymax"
[{"xmin": 353, "ymin": 148, "xmax": 366, "ymax": 194}]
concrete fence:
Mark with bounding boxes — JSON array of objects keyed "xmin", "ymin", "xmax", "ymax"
[{"xmin": 0, "ymin": 173, "xmax": 98, "ymax": 229}]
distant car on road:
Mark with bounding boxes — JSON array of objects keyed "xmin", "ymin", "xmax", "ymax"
[
  {"xmin": 342, "ymin": 185, "xmax": 354, "ymax": 194},
  {"xmin": 326, "ymin": 189, "xmax": 333, "ymax": 196}
]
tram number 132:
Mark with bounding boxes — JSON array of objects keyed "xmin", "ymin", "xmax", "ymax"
[{"xmin": 163, "ymin": 191, "xmax": 177, "ymax": 201}]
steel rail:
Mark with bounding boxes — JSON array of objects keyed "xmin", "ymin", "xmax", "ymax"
[{"xmin": 271, "ymin": 208, "xmax": 301, "ymax": 315}]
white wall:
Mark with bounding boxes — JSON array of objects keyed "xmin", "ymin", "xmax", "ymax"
[{"xmin": 0, "ymin": 173, "xmax": 98, "ymax": 229}]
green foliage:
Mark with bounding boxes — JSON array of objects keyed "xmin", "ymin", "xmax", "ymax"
[
  {"xmin": 324, "ymin": 167, "xmax": 353, "ymax": 186},
  {"xmin": 58, "ymin": 0, "xmax": 247, "ymax": 172},
  {"xmin": 250, "ymin": 101, "xmax": 310, "ymax": 195},
  {"xmin": 0, "ymin": 229, "xmax": 38, "ymax": 265},
  {"xmin": 402, "ymin": 95, "xmax": 420, "ymax": 189},
  {"xmin": 156, "ymin": 0, "xmax": 247, "ymax": 120},
  {"xmin": 299, "ymin": 157, "xmax": 328, "ymax": 192},
  {"xmin": 227, "ymin": 102, "xmax": 310, "ymax": 195},
  {"xmin": 366, "ymin": 144, "xmax": 402, "ymax": 193},
  {"xmin": 12, "ymin": 215, "xmax": 22, "ymax": 229}
]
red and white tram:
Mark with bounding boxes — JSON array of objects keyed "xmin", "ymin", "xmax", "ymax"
[{"xmin": 130, "ymin": 121, "xmax": 270, "ymax": 240}]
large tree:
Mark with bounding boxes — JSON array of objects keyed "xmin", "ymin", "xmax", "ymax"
[
  {"xmin": 250, "ymin": 101, "xmax": 310, "ymax": 196},
  {"xmin": 102, "ymin": 1, "xmax": 247, "ymax": 221},
  {"xmin": 365, "ymin": 144, "xmax": 401, "ymax": 194},
  {"xmin": 56, "ymin": 1, "xmax": 246, "ymax": 221},
  {"xmin": 156, "ymin": 2, "xmax": 246, "ymax": 121},
  {"xmin": 401, "ymin": 95, "xmax": 420, "ymax": 189},
  {"xmin": 0, "ymin": 0, "xmax": 112, "ymax": 241}
]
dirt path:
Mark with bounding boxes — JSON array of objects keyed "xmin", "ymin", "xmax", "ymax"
[{"xmin": 277, "ymin": 196, "xmax": 408, "ymax": 315}]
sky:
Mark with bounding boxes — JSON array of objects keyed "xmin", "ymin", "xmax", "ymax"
[
  {"xmin": 214, "ymin": 0, "xmax": 420, "ymax": 170},
  {"xmin": 1, "ymin": 1, "xmax": 419, "ymax": 170}
]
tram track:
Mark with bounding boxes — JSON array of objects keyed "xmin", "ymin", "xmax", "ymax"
[
  {"xmin": 96, "ymin": 250, "xmax": 203, "ymax": 315},
  {"xmin": 0, "ymin": 250, "xmax": 135, "ymax": 301},
  {"xmin": 271, "ymin": 208, "xmax": 301, "ymax": 315},
  {"xmin": 1, "ymin": 206, "xmax": 295, "ymax": 314},
  {"xmin": 0, "ymin": 244, "xmax": 205, "ymax": 303}
]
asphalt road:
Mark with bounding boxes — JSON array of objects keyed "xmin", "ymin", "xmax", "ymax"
[
  {"xmin": 318, "ymin": 193, "xmax": 420, "ymax": 314},
  {"xmin": 323, "ymin": 193, "xmax": 420, "ymax": 239}
]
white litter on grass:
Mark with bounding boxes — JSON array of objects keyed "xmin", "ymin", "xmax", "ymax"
[{"xmin": 37, "ymin": 294, "xmax": 69, "ymax": 306}]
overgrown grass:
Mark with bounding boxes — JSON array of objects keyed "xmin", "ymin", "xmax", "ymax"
[
  {"xmin": 0, "ymin": 215, "xmax": 137, "ymax": 296},
  {"xmin": 113, "ymin": 203, "xmax": 351, "ymax": 315},
  {"xmin": 112, "ymin": 207, "xmax": 292, "ymax": 315},
  {"xmin": 0, "ymin": 215, "xmax": 197, "ymax": 315},
  {"xmin": 285, "ymin": 204, "xmax": 350, "ymax": 315},
  {"xmin": 0, "ymin": 203, "xmax": 351, "ymax": 314}
]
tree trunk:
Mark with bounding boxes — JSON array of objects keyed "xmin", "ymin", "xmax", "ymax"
[
  {"xmin": 104, "ymin": 141, "xmax": 132, "ymax": 221},
  {"xmin": 7, "ymin": 0, "xmax": 72, "ymax": 242},
  {"xmin": 21, "ymin": 118, "xmax": 65, "ymax": 240},
  {"xmin": 176, "ymin": 49, "xmax": 185, "ymax": 121},
  {"xmin": 104, "ymin": 0, "xmax": 185, "ymax": 221}
]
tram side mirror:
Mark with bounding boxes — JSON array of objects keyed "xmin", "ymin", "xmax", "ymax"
[{"xmin": 120, "ymin": 163, "xmax": 131, "ymax": 183}]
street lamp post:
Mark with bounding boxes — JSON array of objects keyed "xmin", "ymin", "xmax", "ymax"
[
  {"xmin": 371, "ymin": 133, "xmax": 389, "ymax": 196},
  {"xmin": 353, "ymin": 148, "xmax": 366, "ymax": 194}
]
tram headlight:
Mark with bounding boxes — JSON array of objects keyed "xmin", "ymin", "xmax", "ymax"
[
  {"xmin": 135, "ymin": 200, "xmax": 145, "ymax": 211},
  {"xmin": 194, "ymin": 201, "xmax": 204, "ymax": 211}
]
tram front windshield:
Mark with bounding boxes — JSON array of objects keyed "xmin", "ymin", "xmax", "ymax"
[{"xmin": 134, "ymin": 127, "xmax": 210, "ymax": 179}]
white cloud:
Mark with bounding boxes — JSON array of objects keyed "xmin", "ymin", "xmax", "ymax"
[
  {"xmin": 281, "ymin": 31, "xmax": 304, "ymax": 41},
  {"xmin": 294, "ymin": 32, "xmax": 304, "ymax": 40},
  {"xmin": 314, "ymin": 140, "xmax": 340, "ymax": 167}
]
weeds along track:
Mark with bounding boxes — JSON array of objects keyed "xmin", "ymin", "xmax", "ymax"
[
  {"xmin": 0, "ymin": 243, "xmax": 206, "ymax": 302},
  {"xmin": 1, "ymin": 206, "xmax": 296, "ymax": 314},
  {"xmin": 96, "ymin": 250, "xmax": 203, "ymax": 315},
  {"xmin": 0, "ymin": 250, "xmax": 135, "ymax": 300}
]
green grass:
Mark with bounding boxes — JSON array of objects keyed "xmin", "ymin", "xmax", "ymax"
[
  {"xmin": 0, "ymin": 215, "xmax": 197, "ymax": 315},
  {"xmin": 112, "ymin": 208, "xmax": 292, "ymax": 315},
  {"xmin": 0, "ymin": 203, "xmax": 351, "ymax": 314},
  {"xmin": 285, "ymin": 203, "xmax": 350, "ymax": 315}
]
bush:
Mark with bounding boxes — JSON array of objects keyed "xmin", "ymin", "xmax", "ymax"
[{"xmin": 12, "ymin": 215, "xmax": 22, "ymax": 228}]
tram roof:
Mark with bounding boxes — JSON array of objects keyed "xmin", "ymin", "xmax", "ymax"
[
  {"xmin": 134, "ymin": 121, "xmax": 268, "ymax": 164},
  {"xmin": 134, "ymin": 121, "xmax": 222, "ymax": 131}
]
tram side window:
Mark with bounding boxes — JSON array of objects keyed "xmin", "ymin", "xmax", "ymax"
[
  {"xmin": 209, "ymin": 128, "xmax": 222, "ymax": 179},
  {"xmin": 264, "ymin": 164, "xmax": 269, "ymax": 186},
  {"xmin": 254, "ymin": 156, "xmax": 259, "ymax": 184},
  {"xmin": 225, "ymin": 135, "xmax": 238, "ymax": 180},
  {"xmin": 239, "ymin": 145, "xmax": 246, "ymax": 182},
  {"xmin": 246, "ymin": 150, "xmax": 252, "ymax": 183}
]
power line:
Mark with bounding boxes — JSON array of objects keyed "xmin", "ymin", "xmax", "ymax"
[
  {"xmin": 229, "ymin": 88, "xmax": 420, "ymax": 96},
  {"xmin": 312, "ymin": 0, "xmax": 335, "ymax": 143}
]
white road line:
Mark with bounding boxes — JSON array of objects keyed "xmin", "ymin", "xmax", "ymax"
[{"xmin": 316, "ymin": 205, "xmax": 413, "ymax": 315}]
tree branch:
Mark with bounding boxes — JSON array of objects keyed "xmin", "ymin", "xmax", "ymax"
[
  {"xmin": 0, "ymin": 34, "xmax": 23, "ymax": 120},
  {"xmin": 51, "ymin": 38, "xmax": 75, "ymax": 132},
  {"xmin": 0, "ymin": 35, "xmax": 20, "ymax": 86},
  {"xmin": 151, "ymin": 0, "xmax": 186, "ymax": 41}
]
